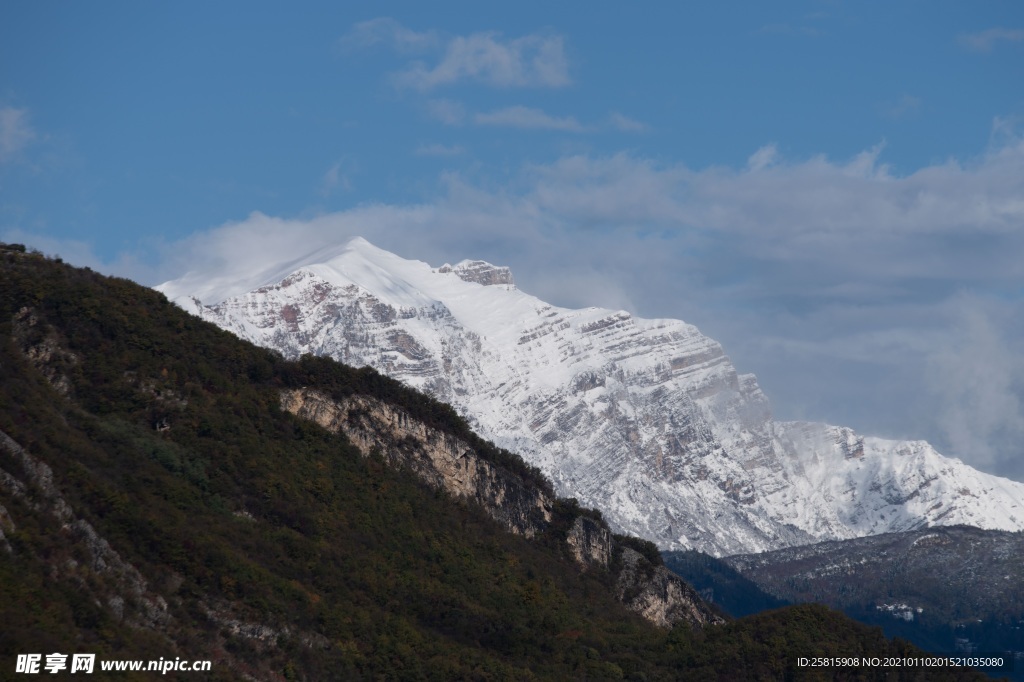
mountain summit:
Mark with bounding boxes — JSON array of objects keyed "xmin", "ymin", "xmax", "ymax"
[{"xmin": 158, "ymin": 237, "xmax": 1024, "ymax": 556}]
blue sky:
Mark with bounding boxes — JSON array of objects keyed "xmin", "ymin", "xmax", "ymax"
[{"xmin": 2, "ymin": 1, "xmax": 1024, "ymax": 480}]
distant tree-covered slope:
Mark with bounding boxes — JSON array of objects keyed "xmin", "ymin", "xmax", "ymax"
[
  {"xmin": 663, "ymin": 549, "xmax": 790, "ymax": 618},
  {"xmin": 0, "ymin": 244, "xmax": 992, "ymax": 680},
  {"xmin": 724, "ymin": 526, "xmax": 1024, "ymax": 679}
]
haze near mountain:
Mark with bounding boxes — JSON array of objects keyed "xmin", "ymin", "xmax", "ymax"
[{"xmin": 158, "ymin": 238, "xmax": 1024, "ymax": 556}]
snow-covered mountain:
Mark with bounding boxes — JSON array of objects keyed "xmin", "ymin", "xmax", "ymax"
[{"xmin": 157, "ymin": 237, "xmax": 1024, "ymax": 556}]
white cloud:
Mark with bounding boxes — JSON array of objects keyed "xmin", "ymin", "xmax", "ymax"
[
  {"xmin": 878, "ymin": 94, "xmax": 922, "ymax": 119},
  {"xmin": 746, "ymin": 144, "xmax": 778, "ymax": 171},
  {"xmin": 337, "ymin": 17, "xmax": 436, "ymax": 52},
  {"xmin": 609, "ymin": 112, "xmax": 649, "ymax": 133},
  {"xmin": 431, "ymin": 103, "xmax": 627, "ymax": 134},
  {"xmin": 990, "ymin": 115, "xmax": 1024, "ymax": 147},
  {"xmin": 341, "ymin": 19, "xmax": 570, "ymax": 90},
  {"xmin": 414, "ymin": 143, "xmax": 465, "ymax": 157},
  {"xmin": 394, "ymin": 30, "xmax": 570, "ymax": 90},
  {"xmin": 122, "ymin": 128, "xmax": 1024, "ymax": 481},
  {"xmin": 150, "ymin": 133, "xmax": 1024, "ymax": 318},
  {"xmin": 957, "ymin": 27, "xmax": 1024, "ymax": 52},
  {"xmin": 146, "ymin": 133, "xmax": 1024, "ymax": 311},
  {"xmin": 0, "ymin": 229, "xmax": 90, "ymax": 263},
  {"xmin": 425, "ymin": 98, "xmax": 465, "ymax": 125},
  {"xmin": 320, "ymin": 158, "xmax": 354, "ymax": 196},
  {"xmin": 0, "ymin": 106, "xmax": 37, "ymax": 162},
  {"xmin": 925, "ymin": 297, "xmax": 1024, "ymax": 474},
  {"xmin": 474, "ymin": 106, "xmax": 586, "ymax": 132}
]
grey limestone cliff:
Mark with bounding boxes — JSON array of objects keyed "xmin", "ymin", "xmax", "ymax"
[
  {"xmin": 616, "ymin": 548, "xmax": 722, "ymax": 628},
  {"xmin": 280, "ymin": 388, "xmax": 553, "ymax": 537},
  {"xmin": 279, "ymin": 387, "xmax": 723, "ymax": 628}
]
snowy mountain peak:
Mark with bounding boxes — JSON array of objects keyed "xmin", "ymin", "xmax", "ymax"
[
  {"xmin": 159, "ymin": 238, "xmax": 1024, "ymax": 556},
  {"xmin": 156, "ymin": 235, "xmax": 403, "ymax": 305}
]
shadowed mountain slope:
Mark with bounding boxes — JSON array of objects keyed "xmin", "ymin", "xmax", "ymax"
[{"xmin": 724, "ymin": 526, "xmax": 1024, "ymax": 675}]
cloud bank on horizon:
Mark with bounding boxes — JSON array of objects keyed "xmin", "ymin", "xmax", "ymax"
[
  {"xmin": 2, "ymin": 3, "xmax": 1023, "ymax": 481},
  {"xmin": 148, "ymin": 135, "xmax": 1024, "ymax": 482}
]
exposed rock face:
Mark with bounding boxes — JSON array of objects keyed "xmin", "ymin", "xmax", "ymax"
[
  {"xmin": 616, "ymin": 548, "xmax": 723, "ymax": 628},
  {"xmin": 280, "ymin": 388, "xmax": 553, "ymax": 538},
  {"xmin": 280, "ymin": 388, "xmax": 720, "ymax": 628},
  {"xmin": 11, "ymin": 306, "xmax": 79, "ymax": 396},
  {"xmin": 0, "ymin": 501, "xmax": 14, "ymax": 553},
  {"xmin": 158, "ymin": 237, "xmax": 1024, "ymax": 556},
  {"xmin": 566, "ymin": 515, "xmax": 613, "ymax": 569},
  {"xmin": 201, "ymin": 600, "xmax": 331, "ymax": 651},
  {"xmin": 438, "ymin": 260, "xmax": 516, "ymax": 287},
  {"xmin": 0, "ymin": 429, "xmax": 170, "ymax": 629}
]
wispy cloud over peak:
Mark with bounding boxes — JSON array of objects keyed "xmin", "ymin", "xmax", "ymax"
[
  {"xmin": 957, "ymin": 27, "xmax": 1024, "ymax": 52},
  {"xmin": 394, "ymin": 30, "xmax": 570, "ymax": 91},
  {"xmin": 320, "ymin": 158, "xmax": 355, "ymax": 196},
  {"xmin": 0, "ymin": 106, "xmax": 37, "ymax": 162}
]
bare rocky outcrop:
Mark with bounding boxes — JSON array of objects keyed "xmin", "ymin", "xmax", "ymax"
[
  {"xmin": 566, "ymin": 515, "xmax": 613, "ymax": 568},
  {"xmin": 0, "ymin": 429, "xmax": 170, "ymax": 629},
  {"xmin": 437, "ymin": 260, "xmax": 515, "ymax": 287},
  {"xmin": 280, "ymin": 387, "xmax": 722, "ymax": 628},
  {"xmin": 616, "ymin": 548, "xmax": 725, "ymax": 628},
  {"xmin": 281, "ymin": 388, "xmax": 553, "ymax": 537},
  {"xmin": 200, "ymin": 600, "xmax": 331, "ymax": 650},
  {"xmin": 0, "ymin": 501, "xmax": 14, "ymax": 553},
  {"xmin": 11, "ymin": 306, "xmax": 79, "ymax": 397},
  {"xmin": 566, "ymin": 514, "xmax": 724, "ymax": 628}
]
